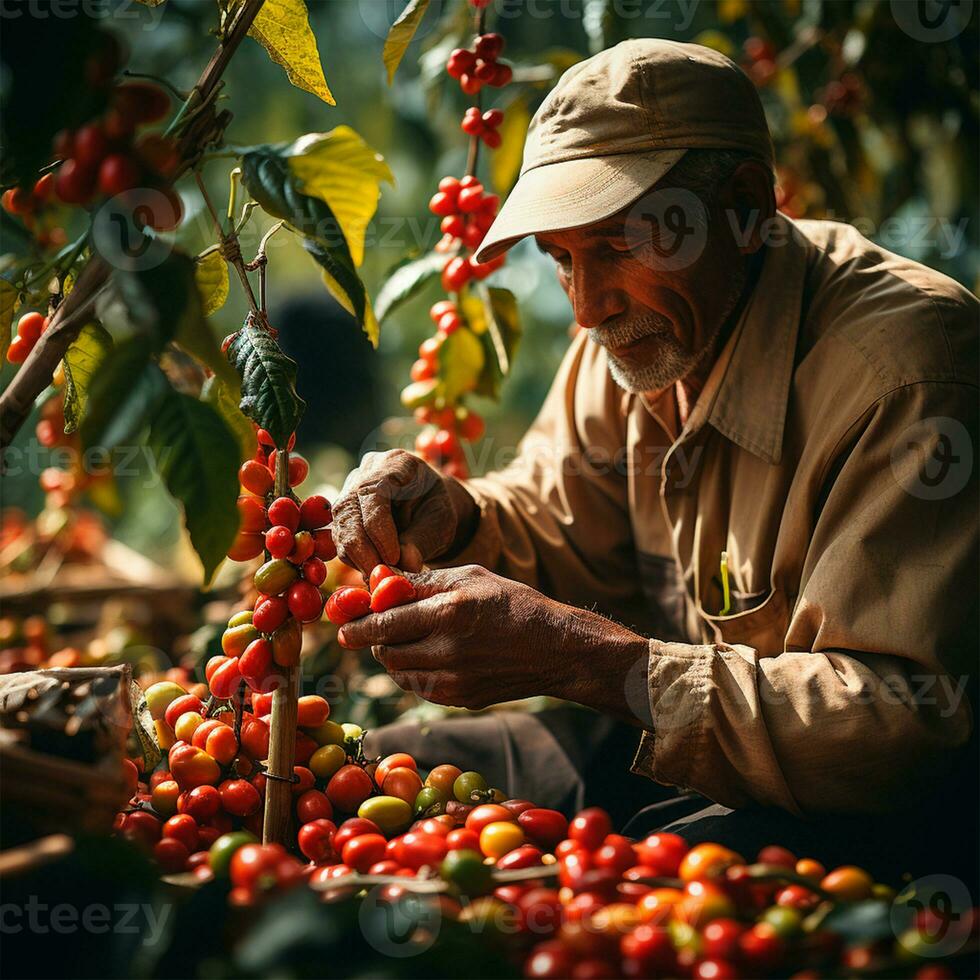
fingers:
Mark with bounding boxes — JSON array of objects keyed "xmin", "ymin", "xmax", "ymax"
[
  {"xmin": 337, "ymin": 594, "xmax": 447, "ymax": 649},
  {"xmin": 357, "ymin": 480, "xmax": 402, "ymax": 567},
  {"xmin": 331, "ymin": 493, "xmax": 383, "ymax": 576},
  {"xmin": 398, "ymin": 490, "xmax": 456, "ymax": 564},
  {"xmin": 387, "ymin": 670, "xmax": 459, "ymax": 706},
  {"xmin": 333, "ymin": 450, "xmax": 448, "ymax": 575},
  {"xmin": 398, "ymin": 541, "xmax": 424, "ymax": 572},
  {"xmin": 372, "ymin": 638, "xmax": 446, "ymax": 672},
  {"xmin": 404, "ymin": 565, "xmax": 473, "ymax": 600}
]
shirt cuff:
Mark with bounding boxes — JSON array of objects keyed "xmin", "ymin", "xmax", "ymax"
[{"xmin": 631, "ymin": 639, "xmax": 715, "ymax": 792}]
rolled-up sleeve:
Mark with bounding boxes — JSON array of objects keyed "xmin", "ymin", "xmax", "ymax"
[
  {"xmin": 445, "ymin": 332, "xmax": 647, "ymax": 623},
  {"xmin": 634, "ymin": 380, "xmax": 977, "ymax": 815}
]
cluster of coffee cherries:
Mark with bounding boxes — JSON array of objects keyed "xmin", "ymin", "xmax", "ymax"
[
  {"xmin": 430, "ymin": 176, "xmax": 505, "ymax": 287},
  {"xmin": 413, "ymin": 404, "xmax": 484, "ymax": 480},
  {"xmin": 218, "ymin": 432, "xmax": 334, "ymax": 696},
  {"xmin": 325, "ymin": 563, "xmax": 417, "ymax": 626},
  {"xmin": 461, "ymin": 106, "xmax": 504, "ymax": 147},
  {"xmin": 51, "ymin": 81, "xmax": 181, "ymax": 229},
  {"xmin": 0, "ymin": 174, "xmax": 67, "ymax": 252},
  {"xmin": 6, "ymin": 311, "xmax": 49, "ymax": 365},
  {"xmin": 445, "ymin": 32, "xmax": 512, "ymax": 95}
]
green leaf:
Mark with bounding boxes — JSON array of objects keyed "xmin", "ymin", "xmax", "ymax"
[
  {"xmin": 63, "ymin": 321, "xmax": 113, "ymax": 434},
  {"xmin": 467, "ymin": 285, "xmax": 522, "ymax": 400},
  {"xmin": 1, "ymin": 211, "xmax": 33, "ymax": 257},
  {"xmin": 194, "ymin": 250, "xmax": 229, "ymax": 317},
  {"xmin": 111, "ymin": 253, "xmax": 198, "ymax": 352},
  {"xmin": 79, "ymin": 337, "xmax": 168, "ymax": 451},
  {"xmin": 240, "ymin": 146, "xmax": 378, "ymax": 345},
  {"xmin": 172, "ymin": 258, "xmax": 241, "ymax": 393},
  {"xmin": 285, "ymin": 127, "xmax": 394, "ymax": 268},
  {"xmin": 129, "ymin": 681, "xmax": 162, "ymax": 773},
  {"xmin": 202, "ymin": 375, "xmax": 258, "ymax": 462},
  {"xmin": 226, "ymin": 313, "xmax": 305, "ymax": 449},
  {"xmin": 383, "ymin": 0, "xmax": 431, "ymax": 85},
  {"xmin": 147, "ymin": 388, "xmax": 240, "ymax": 586},
  {"xmin": 0, "ymin": 278, "xmax": 18, "ymax": 365},
  {"xmin": 818, "ymin": 901, "xmax": 894, "ymax": 945},
  {"xmin": 490, "ymin": 94, "xmax": 531, "ymax": 196},
  {"xmin": 246, "ymin": 0, "xmax": 335, "ymax": 105},
  {"xmin": 375, "ymin": 252, "xmax": 444, "ymax": 323}
]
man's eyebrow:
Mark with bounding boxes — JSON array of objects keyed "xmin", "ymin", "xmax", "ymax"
[{"xmin": 536, "ymin": 220, "xmax": 624, "ymax": 253}]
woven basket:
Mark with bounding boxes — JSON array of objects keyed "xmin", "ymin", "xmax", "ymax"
[{"xmin": 0, "ymin": 665, "xmax": 132, "ymax": 841}]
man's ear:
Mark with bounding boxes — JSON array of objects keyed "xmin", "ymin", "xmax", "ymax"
[{"xmin": 717, "ymin": 161, "xmax": 777, "ymax": 254}]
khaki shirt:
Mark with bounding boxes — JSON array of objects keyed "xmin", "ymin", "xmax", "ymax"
[{"xmin": 452, "ymin": 214, "xmax": 978, "ymax": 816}]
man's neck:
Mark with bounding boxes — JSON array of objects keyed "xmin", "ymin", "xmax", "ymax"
[{"xmin": 674, "ymin": 248, "xmax": 765, "ymax": 427}]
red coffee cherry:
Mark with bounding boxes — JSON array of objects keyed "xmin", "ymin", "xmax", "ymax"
[
  {"xmin": 267, "ymin": 496, "xmax": 301, "ymax": 532},
  {"xmin": 299, "ymin": 495, "xmax": 332, "ymax": 530},
  {"xmin": 287, "ymin": 580, "xmax": 325, "ymax": 623}
]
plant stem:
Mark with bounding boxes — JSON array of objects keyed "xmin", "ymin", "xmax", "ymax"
[
  {"xmin": 194, "ymin": 170, "xmax": 261, "ymax": 314},
  {"xmin": 263, "ymin": 446, "xmax": 299, "ymax": 846}
]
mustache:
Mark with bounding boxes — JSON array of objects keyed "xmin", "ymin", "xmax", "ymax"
[{"xmin": 587, "ymin": 313, "xmax": 674, "ymax": 350}]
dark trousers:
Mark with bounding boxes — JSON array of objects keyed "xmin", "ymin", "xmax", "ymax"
[{"xmin": 367, "ymin": 706, "xmax": 979, "ymax": 895}]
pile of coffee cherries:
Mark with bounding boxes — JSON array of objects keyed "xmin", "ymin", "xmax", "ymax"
[{"xmin": 120, "ymin": 718, "xmax": 977, "ymax": 980}]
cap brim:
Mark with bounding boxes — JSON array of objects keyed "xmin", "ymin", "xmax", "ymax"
[{"xmin": 474, "ymin": 148, "xmax": 688, "ymax": 263}]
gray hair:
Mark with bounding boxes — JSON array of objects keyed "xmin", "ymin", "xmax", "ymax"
[{"xmin": 659, "ymin": 148, "xmax": 775, "ymax": 201}]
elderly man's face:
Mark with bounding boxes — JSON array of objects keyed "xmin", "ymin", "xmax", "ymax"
[{"xmin": 535, "ymin": 163, "xmax": 771, "ymax": 393}]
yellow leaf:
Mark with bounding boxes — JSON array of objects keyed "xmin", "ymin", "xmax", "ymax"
[
  {"xmin": 491, "ymin": 94, "xmax": 531, "ymax": 196},
  {"xmin": 248, "ymin": 0, "xmax": 335, "ymax": 106},
  {"xmin": 383, "ymin": 0, "xmax": 430, "ymax": 85},
  {"xmin": 319, "ymin": 267, "xmax": 380, "ymax": 348},
  {"xmin": 288, "ymin": 126, "xmax": 394, "ymax": 268},
  {"xmin": 194, "ymin": 250, "xmax": 230, "ymax": 317},
  {"xmin": 0, "ymin": 280, "xmax": 18, "ymax": 364}
]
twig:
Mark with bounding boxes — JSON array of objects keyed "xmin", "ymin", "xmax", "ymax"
[
  {"xmin": 0, "ymin": 0, "xmax": 268, "ymax": 453},
  {"xmin": 247, "ymin": 220, "xmax": 284, "ymax": 313},
  {"xmin": 195, "ymin": 170, "xmax": 261, "ymax": 314}
]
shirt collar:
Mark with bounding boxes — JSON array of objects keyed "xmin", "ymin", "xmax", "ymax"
[{"xmin": 702, "ymin": 213, "xmax": 809, "ymax": 465}]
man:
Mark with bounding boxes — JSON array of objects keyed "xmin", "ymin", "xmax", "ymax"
[{"xmin": 332, "ymin": 40, "xmax": 978, "ymax": 876}]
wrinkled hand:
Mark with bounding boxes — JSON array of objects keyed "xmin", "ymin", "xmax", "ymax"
[
  {"xmin": 336, "ymin": 565, "xmax": 562, "ymax": 710},
  {"xmin": 332, "ymin": 449, "xmax": 478, "ymax": 577}
]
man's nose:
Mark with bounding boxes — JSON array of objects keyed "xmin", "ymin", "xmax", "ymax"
[{"xmin": 568, "ymin": 258, "xmax": 628, "ymax": 329}]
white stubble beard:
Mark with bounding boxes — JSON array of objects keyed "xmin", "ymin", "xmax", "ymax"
[{"xmin": 591, "ymin": 262, "xmax": 748, "ymax": 394}]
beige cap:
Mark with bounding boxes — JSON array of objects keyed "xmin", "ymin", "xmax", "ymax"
[{"xmin": 474, "ymin": 38, "xmax": 774, "ymax": 263}]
